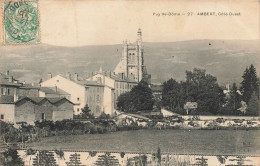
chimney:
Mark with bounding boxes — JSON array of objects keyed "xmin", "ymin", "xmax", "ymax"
[
  {"xmin": 48, "ymin": 73, "xmax": 52, "ymax": 79},
  {"xmin": 6, "ymin": 70, "xmax": 9, "ymax": 76},
  {"xmin": 74, "ymin": 73, "xmax": 78, "ymax": 81},
  {"xmin": 66, "ymin": 72, "xmax": 71, "ymax": 80},
  {"xmin": 14, "ymin": 89, "xmax": 18, "ymax": 102},
  {"xmin": 8, "ymin": 76, "xmax": 13, "ymax": 82}
]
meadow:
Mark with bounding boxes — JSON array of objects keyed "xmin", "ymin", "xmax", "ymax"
[{"xmin": 27, "ymin": 129, "xmax": 260, "ymax": 155}]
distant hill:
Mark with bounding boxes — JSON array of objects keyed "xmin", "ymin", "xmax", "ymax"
[{"xmin": 1, "ymin": 40, "xmax": 259, "ymax": 86}]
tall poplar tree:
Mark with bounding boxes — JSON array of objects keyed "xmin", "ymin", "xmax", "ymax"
[
  {"xmin": 240, "ymin": 65, "xmax": 259, "ymax": 103},
  {"xmin": 247, "ymin": 91, "xmax": 259, "ymax": 116}
]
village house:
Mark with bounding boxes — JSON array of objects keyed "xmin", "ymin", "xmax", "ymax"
[
  {"xmin": 39, "ymin": 87, "xmax": 71, "ymax": 99},
  {"xmin": 18, "ymin": 83, "xmax": 40, "ymax": 97},
  {"xmin": 86, "ymin": 69, "xmax": 138, "ymax": 108},
  {"xmin": 40, "ymin": 73, "xmax": 111, "ymax": 116},
  {"xmin": 0, "ymin": 96, "xmax": 74, "ymax": 126},
  {"xmin": 0, "ymin": 71, "xmax": 21, "ymax": 100}
]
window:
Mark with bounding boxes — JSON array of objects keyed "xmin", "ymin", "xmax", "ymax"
[
  {"xmin": 7, "ymin": 89, "xmax": 10, "ymax": 95},
  {"xmin": 129, "ymin": 53, "xmax": 131, "ymax": 55},
  {"xmin": 1, "ymin": 88, "xmax": 3, "ymax": 95},
  {"xmin": 133, "ymin": 53, "xmax": 135, "ymax": 55},
  {"xmin": 97, "ymin": 87, "xmax": 99, "ymax": 92},
  {"xmin": 77, "ymin": 108, "xmax": 80, "ymax": 112},
  {"xmin": 77, "ymin": 97, "xmax": 80, "ymax": 101},
  {"xmin": 96, "ymin": 95, "xmax": 100, "ymax": 102},
  {"xmin": 41, "ymin": 113, "xmax": 45, "ymax": 120},
  {"xmin": 1, "ymin": 114, "xmax": 4, "ymax": 119},
  {"xmin": 56, "ymin": 80, "xmax": 59, "ymax": 83}
]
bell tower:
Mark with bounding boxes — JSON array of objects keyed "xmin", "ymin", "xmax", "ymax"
[{"xmin": 114, "ymin": 28, "xmax": 146, "ymax": 83}]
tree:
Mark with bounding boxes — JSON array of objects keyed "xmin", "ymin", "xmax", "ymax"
[
  {"xmin": 117, "ymin": 80, "xmax": 154, "ymax": 113},
  {"xmin": 32, "ymin": 150, "xmax": 58, "ymax": 166},
  {"xmin": 246, "ymin": 92, "xmax": 259, "ymax": 116},
  {"xmin": 80, "ymin": 104, "xmax": 94, "ymax": 119},
  {"xmin": 216, "ymin": 156, "xmax": 228, "ymax": 165},
  {"xmin": 162, "ymin": 78, "xmax": 181, "ymax": 110},
  {"xmin": 183, "ymin": 68, "xmax": 225, "ymax": 115},
  {"xmin": 0, "ymin": 121, "xmax": 19, "ymax": 143},
  {"xmin": 194, "ymin": 156, "xmax": 208, "ymax": 166},
  {"xmin": 117, "ymin": 92, "xmax": 132, "ymax": 112},
  {"xmin": 120, "ymin": 152, "xmax": 125, "ymax": 158},
  {"xmin": 66, "ymin": 153, "xmax": 85, "ymax": 166},
  {"xmin": 54, "ymin": 149, "xmax": 64, "ymax": 159},
  {"xmin": 1, "ymin": 148, "xmax": 24, "ymax": 166},
  {"xmin": 94, "ymin": 152, "xmax": 120, "ymax": 166},
  {"xmin": 240, "ymin": 65, "xmax": 259, "ymax": 103},
  {"xmin": 225, "ymin": 83, "xmax": 242, "ymax": 115}
]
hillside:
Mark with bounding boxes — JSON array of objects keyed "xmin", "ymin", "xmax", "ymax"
[{"xmin": 1, "ymin": 40, "xmax": 259, "ymax": 85}]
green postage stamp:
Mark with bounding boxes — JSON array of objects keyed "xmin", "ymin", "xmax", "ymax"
[{"xmin": 4, "ymin": 0, "xmax": 40, "ymax": 44}]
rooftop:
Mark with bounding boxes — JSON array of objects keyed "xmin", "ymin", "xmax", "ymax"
[
  {"xmin": 0, "ymin": 95, "xmax": 14, "ymax": 104},
  {"xmin": 0, "ymin": 73, "xmax": 22, "ymax": 87},
  {"xmin": 19, "ymin": 84, "xmax": 41, "ymax": 89},
  {"xmin": 58, "ymin": 75, "xmax": 104, "ymax": 87},
  {"xmin": 0, "ymin": 96, "xmax": 74, "ymax": 105},
  {"xmin": 40, "ymin": 87, "xmax": 70, "ymax": 95}
]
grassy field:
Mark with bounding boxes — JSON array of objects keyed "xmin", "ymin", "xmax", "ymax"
[{"xmin": 27, "ymin": 129, "xmax": 260, "ymax": 155}]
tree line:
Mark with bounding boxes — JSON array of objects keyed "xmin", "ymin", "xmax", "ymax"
[
  {"xmin": 161, "ymin": 65, "xmax": 259, "ymax": 116},
  {"xmin": 116, "ymin": 64, "xmax": 259, "ymax": 116}
]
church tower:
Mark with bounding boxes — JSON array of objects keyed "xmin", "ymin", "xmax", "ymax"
[{"xmin": 114, "ymin": 28, "xmax": 145, "ymax": 82}]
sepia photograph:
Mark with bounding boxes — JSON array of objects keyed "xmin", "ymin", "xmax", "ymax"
[{"xmin": 0, "ymin": 0, "xmax": 260, "ymax": 165}]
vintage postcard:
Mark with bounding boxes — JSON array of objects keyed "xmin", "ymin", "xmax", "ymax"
[{"xmin": 0, "ymin": 0, "xmax": 259, "ymax": 165}]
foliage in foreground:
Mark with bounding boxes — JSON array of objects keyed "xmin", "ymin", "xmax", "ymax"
[{"xmin": 1, "ymin": 148, "xmax": 24, "ymax": 166}]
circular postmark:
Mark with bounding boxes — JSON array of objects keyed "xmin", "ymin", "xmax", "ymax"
[{"xmin": 4, "ymin": 0, "xmax": 39, "ymax": 44}]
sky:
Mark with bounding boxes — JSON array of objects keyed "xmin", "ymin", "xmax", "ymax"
[
  {"xmin": 36, "ymin": 0, "xmax": 259, "ymax": 46},
  {"xmin": 0, "ymin": 0, "xmax": 258, "ymax": 46}
]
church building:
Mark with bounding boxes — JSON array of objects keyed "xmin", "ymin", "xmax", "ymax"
[{"xmin": 114, "ymin": 28, "xmax": 151, "ymax": 84}]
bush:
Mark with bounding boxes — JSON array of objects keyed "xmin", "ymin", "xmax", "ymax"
[
  {"xmin": 89, "ymin": 151, "xmax": 97, "ymax": 157},
  {"xmin": 216, "ymin": 118, "xmax": 224, "ymax": 123}
]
